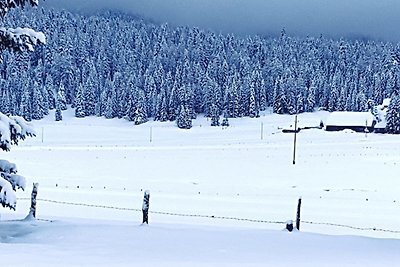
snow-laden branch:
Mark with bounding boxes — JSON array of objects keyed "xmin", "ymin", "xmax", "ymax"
[
  {"xmin": 0, "ymin": 159, "xmax": 26, "ymax": 210},
  {"xmin": 0, "ymin": 112, "xmax": 36, "ymax": 151},
  {"xmin": 0, "ymin": 0, "xmax": 44, "ymax": 52},
  {"xmin": 0, "ymin": 114, "xmax": 32, "ymax": 209},
  {"xmin": 0, "ymin": 173, "xmax": 26, "ymax": 210},
  {"xmin": 0, "ymin": 26, "xmax": 46, "ymax": 52},
  {"xmin": 2, "ymin": 173, "xmax": 26, "ymax": 191},
  {"xmin": 0, "ymin": 113, "xmax": 34, "ymax": 209},
  {"xmin": 0, "ymin": 174, "xmax": 16, "ymax": 209}
]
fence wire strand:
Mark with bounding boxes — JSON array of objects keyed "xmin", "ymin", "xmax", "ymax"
[
  {"xmin": 17, "ymin": 197, "xmax": 400, "ymax": 234},
  {"xmin": 301, "ymin": 220, "xmax": 400, "ymax": 234}
]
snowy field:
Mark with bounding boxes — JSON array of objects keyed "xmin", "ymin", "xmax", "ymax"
[{"xmin": 1, "ymin": 109, "xmax": 400, "ymax": 266}]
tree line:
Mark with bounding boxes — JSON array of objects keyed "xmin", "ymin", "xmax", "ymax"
[{"xmin": 1, "ymin": 8, "xmax": 400, "ymax": 130}]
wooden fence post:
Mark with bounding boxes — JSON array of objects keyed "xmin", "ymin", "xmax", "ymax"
[
  {"xmin": 142, "ymin": 190, "xmax": 150, "ymax": 224},
  {"xmin": 25, "ymin": 183, "xmax": 39, "ymax": 220},
  {"xmin": 296, "ymin": 197, "xmax": 302, "ymax": 231}
]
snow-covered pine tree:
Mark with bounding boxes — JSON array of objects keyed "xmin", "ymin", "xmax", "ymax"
[
  {"xmin": 7, "ymin": 82, "xmax": 17, "ymax": 115},
  {"xmin": 31, "ymin": 81, "xmax": 44, "ymax": 120},
  {"xmin": 221, "ymin": 110, "xmax": 229, "ymax": 127},
  {"xmin": 231, "ymin": 75, "xmax": 241, "ymax": 117},
  {"xmin": 259, "ymin": 79, "xmax": 267, "ymax": 112},
  {"xmin": 0, "ymin": 80, "xmax": 10, "ymax": 114},
  {"xmin": 144, "ymin": 72, "xmax": 157, "ymax": 117},
  {"xmin": 124, "ymin": 87, "xmax": 136, "ymax": 122},
  {"xmin": 386, "ymin": 94, "xmax": 400, "ymax": 134},
  {"xmin": 84, "ymin": 63, "xmax": 98, "ymax": 116},
  {"xmin": 44, "ymin": 75, "xmax": 56, "ymax": 110},
  {"xmin": 372, "ymin": 74, "xmax": 384, "ymax": 106},
  {"xmin": 356, "ymin": 91, "xmax": 368, "ymax": 112},
  {"xmin": 19, "ymin": 79, "xmax": 32, "ymax": 121},
  {"xmin": 176, "ymin": 104, "xmax": 192, "ymax": 129},
  {"xmin": 160, "ymin": 91, "xmax": 169, "ymax": 122},
  {"xmin": 210, "ymin": 103, "xmax": 220, "ymax": 126},
  {"xmin": 111, "ymin": 72, "xmax": 123, "ymax": 118},
  {"xmin": 248, "ymin": 80, "xmax": 259, "ymax": 118},
  {"xmin": 154, "ymin": 89, "xmax": 169, "ymax": 122},
  {"xmin": 285, "ymin": 74, "xmax": 297, "ymax": 115},
  {"xmin": 168, "ymin": 82, "xmax": 179, "ymax": 121},
  {"xmin": 305, "ymin": 82, "xmax": 316, "ymax": 113},
  {"xmin": 58, "ymin": 82, "xmax": 67, "ymax": 111},
  {"xmin": 296, "ymin": 92, "xmax": 305, "ymax": 114},
  {"xmin": 104, "ymin": 96, "xmax": 114, "ymax": 119},
  {"xmin": 273, "ymin": 78, "xmax": 287, "ymax": 114},
  {"xmin": 249, "ymin": 87, "xmax": 257, "ymax": 118},
  {"xmin": 118, "ymin": 88, "xmax": 128, "ymax": 119},
  {"xmin": 75, "ymin": 83, "xmax": 85, "ymax": 118},
  {"xmin": 192, "ymin": 64, "xmax": 205, "ymax": 114},
  {"xmin": 221, "ymin": 117, "xmax": 229, "ymax": 127},
  {"xmin": 103, "ymin": 79, "xmax": 117, "ymax": 119},
  {"xmin": 134, "ymin": 90, "xmax": 148, "ymax": 125},
  {"xmin": 55, "ymin": 92, "xmax": 63, "ymax": 121},
  {"xmin": 40, "ymin": 81, "xmax": 50, "ymax": 116}
]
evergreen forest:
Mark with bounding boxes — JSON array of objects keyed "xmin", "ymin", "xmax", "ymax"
[{"xmin": 1, "ymin": 8, "xmax": 400, "ymax": 130}]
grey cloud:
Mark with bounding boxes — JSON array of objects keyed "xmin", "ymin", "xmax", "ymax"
[{"xmin": 42, "ymin": 0, "xmax": 400, "ymax": 42}]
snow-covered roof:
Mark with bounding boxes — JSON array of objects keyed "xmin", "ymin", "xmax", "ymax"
[
  {"xmin": 375, "ymin": 120, "xmax": 387, "ymax": 129},
  {"xmin": 325, "ymin": 112, "xmax": 376, "ymax": 127}
]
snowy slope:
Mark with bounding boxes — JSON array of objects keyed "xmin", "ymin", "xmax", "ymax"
[{"xmin": 1, "ymin": 109, "xmax": 400, "ymax": 266}]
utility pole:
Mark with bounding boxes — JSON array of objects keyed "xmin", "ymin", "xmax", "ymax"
[{"xmin": 293, "ymin": 115, "xmax": 298, "ymax": 165}]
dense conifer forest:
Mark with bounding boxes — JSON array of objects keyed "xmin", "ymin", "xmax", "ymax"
[{"xmin": 1, "ymin": 7, "xmax": 400, "ymax": 130}]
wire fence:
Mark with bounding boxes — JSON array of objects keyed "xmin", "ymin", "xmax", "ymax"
[
  {"xmin": 301, "ymin": 220, "xmax": 400, "ymax": 234},
  {"xmin": 16, "ymin": 197, "xmax": 400, "ymax": 234}
]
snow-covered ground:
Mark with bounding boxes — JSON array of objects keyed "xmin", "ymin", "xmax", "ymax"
[{"xmin": 1, "ymin": 109, "xmax": 400, "ymax": 266}]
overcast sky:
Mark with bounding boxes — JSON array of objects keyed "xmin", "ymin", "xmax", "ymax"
[{"xmin": 42, "ymin": 0, "xmax": 400, "ymax": 42}]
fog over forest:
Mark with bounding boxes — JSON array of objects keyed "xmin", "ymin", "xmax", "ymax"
[{"xmin": 43, "ymin": 0, "xmax": 400, "ymax": 42}]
